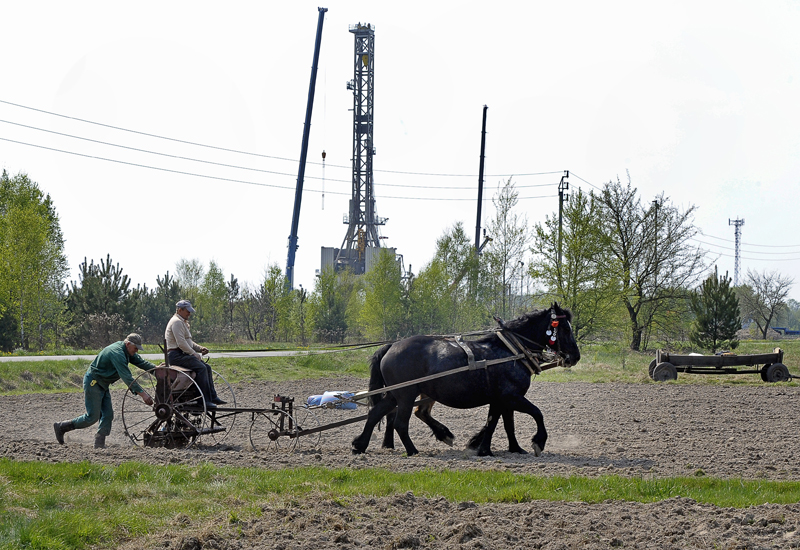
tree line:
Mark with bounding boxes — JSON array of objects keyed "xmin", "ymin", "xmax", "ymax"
[{"xmin": 0, "ymin": 169, "xmax": 795, "ymax": 352}]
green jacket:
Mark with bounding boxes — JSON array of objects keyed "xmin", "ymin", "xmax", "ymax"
[{"xmin": 87, "ymin": 341, "xmax": 156, "ymax": 394}]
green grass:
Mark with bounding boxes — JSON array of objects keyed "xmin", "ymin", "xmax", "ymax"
[
  {"xmin": 2, "ymin": 458, "xmax": 799, "ymax": 550},
  {"xmin": 0, "ymin": 349, "xmax": 373, "ymax": 395},
  {"xmin": 4, "ymin": 339, "xmax": 800, "ymax": 394}
]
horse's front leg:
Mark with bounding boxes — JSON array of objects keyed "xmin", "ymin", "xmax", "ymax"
[
  {"xmin": 506, "ymin": 395, "xmax": 546, "ymax": 456},
  {"xmin": 501, "ymin": 409, "xmax": 527, "ymax": 454},
  {"xmin": 381, "ymin": 410, "xmax": 396, "ymax": 449},
  {"xmin": 391, "ymin": 393, "xmax": 420, "ymax": 456},
  {"xmin": 352, "ymin": 395, "xmax": 397, "ymax": 454}
]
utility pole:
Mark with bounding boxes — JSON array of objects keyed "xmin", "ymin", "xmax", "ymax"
[
  {"xmin": 475, "ymin": 105, "xmax": 488, "ymax": 256},
  {"xmin": 557, "ymin": 171, "xmax": 569, "ymax": 269},
  {"xmin": 729, "ymin": 217, "xmax": 745, "ymax": 286},
  {"xmin": 652, "ymin": 199, "xmax": 659, "ymax": 289}
]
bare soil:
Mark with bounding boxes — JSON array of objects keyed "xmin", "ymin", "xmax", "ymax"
[{"xmin": 4, "ymin": 377, "xmax": 800, "ymax": 548}]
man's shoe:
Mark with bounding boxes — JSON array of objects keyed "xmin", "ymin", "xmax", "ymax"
[
  {"xmin": 94, "ymin": 433, "xmax": 106, "ymax": 449},
  {"xmin": 204, "ymin": 401, "xmax": 217, "ymax": 409},
  {"xmin": 211, "ymin": 398, "xmax": 227, "ymax": 405},
  {"xmin": 54, "ymin": 421, "xmax": 75, "ymax": 445}
]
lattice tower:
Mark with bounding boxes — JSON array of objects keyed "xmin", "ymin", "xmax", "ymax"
[
  {"xmin": 334, "ymin": 22, "xmax": 386, "ymax": 274},
  {"xmin": 729, "ymin": 217, "xmax": 745, "ymax": 286}
]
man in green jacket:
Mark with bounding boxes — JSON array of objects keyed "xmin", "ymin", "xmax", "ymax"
[{"xmin": 54, "ymin": 333, "xmax": 156, "ymax": 448}]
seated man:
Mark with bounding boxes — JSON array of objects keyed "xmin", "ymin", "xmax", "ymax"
[{"xmin": 165, "ymin": 299, "xmax": 224, "ymax": 408}]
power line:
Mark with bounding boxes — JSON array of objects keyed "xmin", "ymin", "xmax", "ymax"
[
  {"xmin": 698, "ymin": 230, "xmax": 800, "ymax": 249},
  {"xmin": 691, "ymin": 238, "xmax": 800, "ymax": 256},
  {"xmin": 0, "ymin": 117, "xmax": 562, "ymax": 190},
  {"xmin": 568, "ymin": 171, "xmax": 605, "ymax": 192},
  {"xmin": 0, "ymin": 98, "xmax": 563, "ymax": 179},
  {"xmin": 0, "ymin": 136, "xmax": 556, "ymax": 201}
]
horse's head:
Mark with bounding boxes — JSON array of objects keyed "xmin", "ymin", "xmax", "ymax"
[
  {"xmin": 507, "ymin": 302, "xmax": 581, "ymax": 367},
  {"xmin": 548, "ymin": 302, "xmax": 580, "ymax": 367}
]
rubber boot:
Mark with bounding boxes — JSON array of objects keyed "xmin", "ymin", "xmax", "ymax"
[
  {"xmin": 54, "ymin": 421, "xmax": 75, "ymax": 445},
  {"xmin": 94, "ymin": 433, "xmax": 106, "ymax": 449}
]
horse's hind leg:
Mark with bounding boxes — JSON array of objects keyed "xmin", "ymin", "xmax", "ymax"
[
  {"xmin": 467, "ymin": 402, "xmax": 503, "ymax": 457},
  {"xmin": 352, "ymin": 395, "xmax": 397, "ymax": 454},
  {"xmin": 415, "ymin": 398, "xmax": 455, "ymax": 446},
  {"xmin": 392, "ymin": 396, "xmax": 420, "ymax": 456}
]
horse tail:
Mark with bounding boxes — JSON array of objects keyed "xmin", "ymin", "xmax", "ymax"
[{"xmin": 368, "ymin": 343, "xmax": 392, "ymax": 407}]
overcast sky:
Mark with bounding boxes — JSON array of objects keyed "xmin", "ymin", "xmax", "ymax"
[{"xmin": 2, "ymin": 1, "xmax": 800, "ymax": 300}]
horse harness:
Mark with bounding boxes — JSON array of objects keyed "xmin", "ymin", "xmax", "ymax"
[
  {"xmin": 455, "ymin": 308, "xmax": 569, "ymax": 377},
  {"xmin": 350, "ymin": 309, "xmax": 569, "ymax": 403}
]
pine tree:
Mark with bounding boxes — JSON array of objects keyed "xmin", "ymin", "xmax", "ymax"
[{"xmin": 689, "ymin": 266, "xmax": 741, "ymax": 352}]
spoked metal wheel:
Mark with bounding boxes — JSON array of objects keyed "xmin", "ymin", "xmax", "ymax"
[
  {"xmin": 249, "ymin": 410, "xmax": 299, "ymax": 453},
  {"xmin": 202, "ymin": 368, "xmax": 237, "ymax": 446},
  {"xmin": 292, "ymin": 405, "xmax": 322, "ymax": 450},
  {"xmin": 122, "ymin": 366, "xmax": 209, "ymax": 448}
]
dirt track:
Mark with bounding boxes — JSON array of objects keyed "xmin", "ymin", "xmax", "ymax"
[{"xmin": 4, "ymin": 376, "xmax": 800, "ymax": 548}]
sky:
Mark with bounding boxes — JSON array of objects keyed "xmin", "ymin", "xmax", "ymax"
[{"xmin": 2, "ymin": 1, "xmax": 800, "ymax": 300}]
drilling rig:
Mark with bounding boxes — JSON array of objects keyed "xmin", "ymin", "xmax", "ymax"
[{"xmin": 321, "ymin": 22, "xmax": 397, "ymax": 275}]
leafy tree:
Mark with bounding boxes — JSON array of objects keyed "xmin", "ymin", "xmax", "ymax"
[
  {"xmin": 131, "ymin": 271, "xmax": 181, "ymax": 344},
  {"xmin": 309, "ymin": 267, "xmax": 358, "ymax": 343},
  {"xmin": 0, "ymin": 170, "xmax": 68, "ymax": 350},
  {"xmin": 599, "ymin": 177, "xmax": 704, "ymax": 350},
  {"xmin": 174, "ymin": 258, "xmax": 205, "ymax": 304},
  {"xmin": 529, "ymin": 188, "xmax": 618, "ymax": 340},
  {"xmin": 482, "ymin": 179, "xmax": 529, "ymax": 319},
  {"xmin": 226, "ymin": 273, "xmax": 240, "ymax": 335},
  {"xmin": 689, "ymin": 266, "xmax": 741, "ymax": 352},
  {"xmin": 359, "ymin": 248, "xmax": 403, "ymax": 340},
  {"xmin": 193, "ymin": 260, "xmax": 227, "ymax": 340},
  {"xmin": 406, "ymin": 259, "xmax": 451, "ymax": 335},
  {"xmin": 738, "ymin": 269, "xmax": 794, "ymax": 339},
  {"xmin": 261, "ymin": 264, "xmax": 292, "ymax": 341}
]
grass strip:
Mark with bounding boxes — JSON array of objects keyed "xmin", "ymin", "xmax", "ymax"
[{"xmin": 2, "ymin": 458, "xmax": 800, "ymax": 549}]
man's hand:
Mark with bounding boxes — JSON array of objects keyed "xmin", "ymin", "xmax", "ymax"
[
  {"xmin": 200, "ymin": 347, "xmax": 209, "ymax": 355},
  {"xmin": 140, "ymin": 391, "xmax": 153, "ymax": 406}
]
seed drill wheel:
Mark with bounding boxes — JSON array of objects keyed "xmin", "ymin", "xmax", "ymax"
[
  {"xmin": 652, "ymin": 362, "xmax": 678, "ymax": 382},
  {"xmin": 122, "ymin": 366, "xmax": 209, "ymax": 448},
  {"xmin": 248, "ymin": 406, "xmax": 321, "ymax": 453}
]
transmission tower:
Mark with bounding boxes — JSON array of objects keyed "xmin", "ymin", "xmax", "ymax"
[
  {"xmin": 334, "ymin": 22, "xmax": 386, "ymax": 274},
  {"xmin": 729, "ymin": 217, "xmax": 745, "ymax": 286}
]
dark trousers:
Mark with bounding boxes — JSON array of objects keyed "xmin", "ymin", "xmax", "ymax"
[{"xmin": 167, "ymin": 350, "xmax": 218, "ymax": 403}]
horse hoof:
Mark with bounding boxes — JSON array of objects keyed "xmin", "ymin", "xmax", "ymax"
[
  {"xmin": 531, "ymin": 443, "xmax": 542, "ymax": 457},
  {"xmin": 509, "ymin": 446, "xmax": 528, "ymax": 455},
  {"xmin": 443, "ymin": 436, "xmax": 455, "ymax": 447},
  {"xmin": 476, "ymin": 448, "xmax": 494, "ymax": 457}
]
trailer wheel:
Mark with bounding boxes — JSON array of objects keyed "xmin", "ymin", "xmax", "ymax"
[
  {"xmin": 766, "ymin": 363, "xmax": 791, "ymax": 383},
  {"xmin": 653, "ymin": 362, "xmax": 678, "ymax": 382},
  {"xmin": 648, "ymin": 359, "xmax": 657, "ymax": 380},
  {"xmin": 760, "ymin": 364, "xmax": 770, "ymax": 382}
]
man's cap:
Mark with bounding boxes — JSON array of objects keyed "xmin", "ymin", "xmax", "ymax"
[
  {"xmin": 125, "ymin": 333, "xmax": 144, "ymax": 351},
  {"xmin": 176, "ymin": 299, "xmax": 196, "ymax": 313}
]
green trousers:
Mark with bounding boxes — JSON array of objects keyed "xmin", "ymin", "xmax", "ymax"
[{"xmin": 71, "ymin": 372, "xmax": 113, "ymax": 436}]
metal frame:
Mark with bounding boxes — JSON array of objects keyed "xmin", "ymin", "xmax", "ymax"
[{"xmin": 336, "ymin": 23, "xmax": 386, "ymax": 274}]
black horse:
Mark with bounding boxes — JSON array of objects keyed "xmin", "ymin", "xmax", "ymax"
[{"xmin": 352, "ymin": 303, "xmax": 580, "ymax": 457}]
